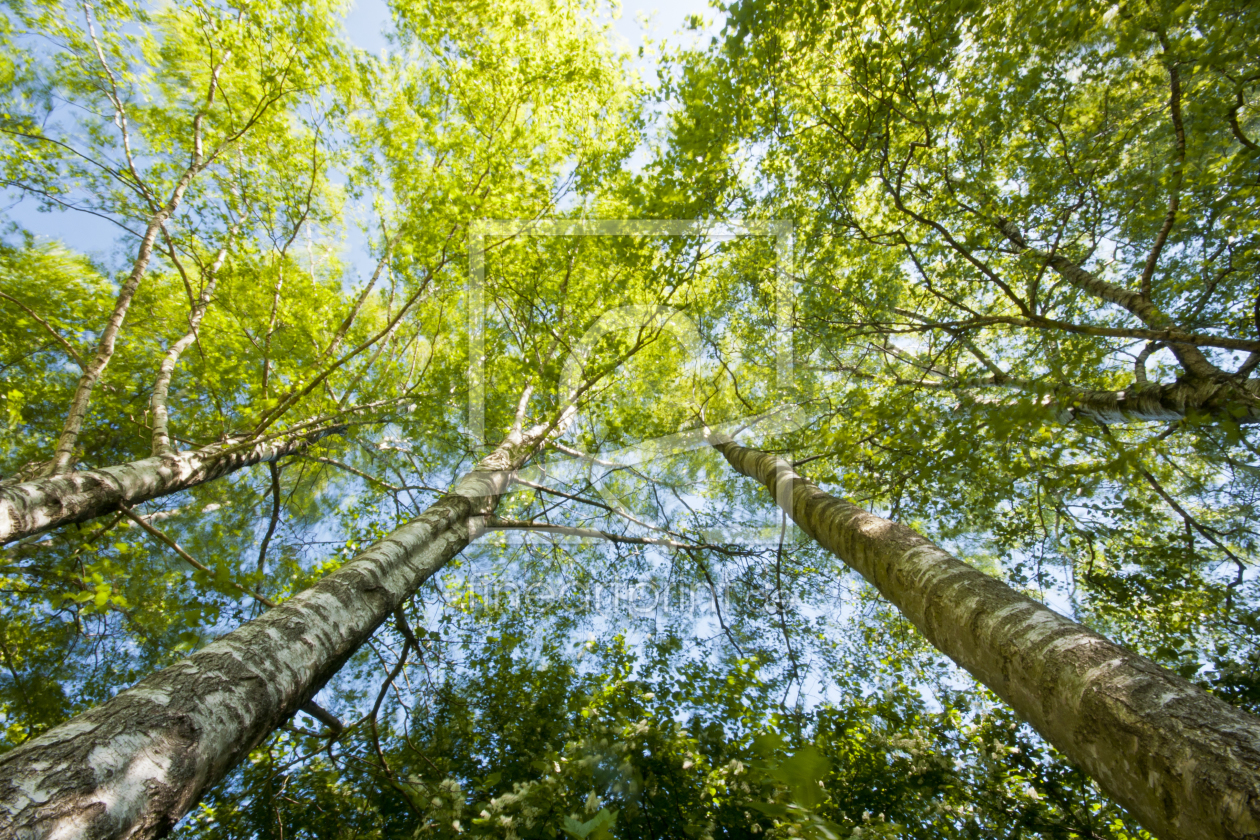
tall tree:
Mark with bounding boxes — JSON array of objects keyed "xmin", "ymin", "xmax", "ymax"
[
  {"xmin": 3, "ymin": 0, "xmax": 1260, "ymax": 837},
  {"xmin": 659, "ymin": 0, "xmax": 1260, "ymax": 729},
  {"xmin": 0, "ymin": 0, "xmax": 349, "ymax": 477},
  {"xmin": 0, "ymin": 398, "xmax": 572, "ymax": 839},
  {"xmin": 0, "ymin": 0, "xmax": 650, "ymax": 834},
  {"xmin": 709, "ymin": 431, "xmax": 1260, "ymax": 840},
  {"xmin": 690, "ymin": 0, "xmax": 1259, "ymax": 420}
]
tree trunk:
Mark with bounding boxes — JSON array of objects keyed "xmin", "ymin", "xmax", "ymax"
[
  {"xmin": 151, "ymin": 239, "xmax": 232, "ymax": 459},
  {"xmin": 45, "ymin": 165, "xmax": 202, "ymax": 477},
  {"xmin": 0, "ymin": 430, "xmax": 339, "ymax": 546},
  {"xmin": 0, "ymin": 417, "xmax": 559, "ymax": 840},
  {"xmin": 709, "ymin": 433, "xmax": 1260, "ymax": 840},
  {"xmin": 1050, "ymin": 377, "xmax": 1260, "ymax": 424},
  {"xmin": 956, "ymin": 376, "xmax": 1260, "ymax": 425}
]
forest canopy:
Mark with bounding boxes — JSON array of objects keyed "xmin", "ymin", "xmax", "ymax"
[{"xmin": 0, "ymin": 0, "xmax": 1257, "ymax": 838}]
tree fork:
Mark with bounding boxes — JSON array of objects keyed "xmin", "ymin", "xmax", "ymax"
[
  {"xmin": 709, "ymin": 433, "xmax": 1260, "ymax": 840},
  {"xmin": 0, "ymin": 417, "xmax": 559, "ymax": 840},
  {"xmin": 0, "ymin": 429, "xmax": 341, "ymax": 547},
  {"xmin": 44, "ymin": 164, "xmax": 204, "ymax": 478}
]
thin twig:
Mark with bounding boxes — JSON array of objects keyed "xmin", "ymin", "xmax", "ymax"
[
  {"xmin": 0, "ymin": 291, "xmax": 86, "ymax": 369},
  {"xmin": 120, "ymin": 505, "xmax": 276, "ymax": 608}
]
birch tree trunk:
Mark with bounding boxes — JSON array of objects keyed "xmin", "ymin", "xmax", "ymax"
[
  {"xmin": 151, "ymin": 239, "xmax": 232, "ymax": 459},
  {"xmin": 0, "ymin": 417, "xmax": 560, "ymax": 840},
  {"xmin": 710, "ymin": 433, "xmax": 1260, "ymax": 840},
  {"xmin": 971, "ymin": 377, "xmax": 1260, "ymax": 425},
  {"xmin": 859, "ymin": 365, "xmax": 1260, "ymax": 425},
  {"xmin": 44, "ymin": 165, "xmax": 202, "ymax": 477},
  {"xmin": 0, "ymin": 430, "xmax": 338, "ymax": 546}
]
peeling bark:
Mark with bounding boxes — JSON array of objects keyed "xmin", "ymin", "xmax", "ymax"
[
  {"xmin": 711, "ymin": 434, "xmax": 1260, "ymax": 840},
  {"xmin": 0, "ymin": 419, "xmax": 557, "ymax": 840},
  {"xmin": 0, "ymin": 430, "xmax": 339, "ymax": 547}
]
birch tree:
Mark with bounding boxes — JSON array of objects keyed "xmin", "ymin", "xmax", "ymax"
[
  {"xmin": 4, "ymin": 0, "xmax": 1260, "ymax": 837},
  {"xmin": 0, "ymin": 229, "xmax": 690, "ymax": 838},
  {"xmin": 661, "ymin": 0, "xmax": 1260, "ymax": 727},
  {"xmin": 0, "ymin": 0, "xmax": 637, "ymax": 547},
  {"xmin": 0, "ymin": 0, "xmax": 349, "ymax": 477},
  {"xmin": 691, "ymin": 0, "xmax": 1259, "ymax": 425},
  {"xmin": 0, "ymin": 0, "xmax": 649, "ymax": 834},
  {"xmin": 705, "ymin": 431, "xmax": 1260, "ymax": 840},
  {"xmin": 0, "ymin": 397, "xmax": 575, "ymax": 839},
  {"xmin": 0, "ymin": 0, "xmax": 367, "ymax": 541}
]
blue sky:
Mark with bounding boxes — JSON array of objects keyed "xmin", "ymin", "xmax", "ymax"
[{"xmin": 342, "ymin": 0, "xmax": 721, "ymax": 57}]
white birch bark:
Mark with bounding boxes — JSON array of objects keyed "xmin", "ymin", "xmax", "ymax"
[
  {"xmin": 45, "ymin": 166, "xmax": 202, "ymax": 477},
  {"xmin": 974, "ymin": 377, "xmax": 1260, "ymax": 425},
  {"xmin": 151, "ymin": 241, "xmax": 231, "ymax": 458},
  {"xmin": 0, "ymin": 417, "xmax": 561, "ymax": 840},
  {"xmin": 710, "ymin": 433, "xmax": 1260, "ymax": 840},
  {"xmin": 0, "ymin": 430, "xmax": 338, "ymax": 546}
]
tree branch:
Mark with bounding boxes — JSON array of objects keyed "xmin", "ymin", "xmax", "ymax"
[
  {"xmin": 0, "ymin": 292, "xmax": 86, "ymax": 369},
  {"xmin": 120, "ymin": 505, "xmax": 276, "ymax": 608}
]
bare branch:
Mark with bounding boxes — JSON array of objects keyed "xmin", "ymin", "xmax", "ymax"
[
  {"xmin": 0, "ymin": 292, "xmax": 86, "ymax": 369},
  {"xmin": 1140, "ymin": 50, "xmax": 1186, "ymax": 301},
  {"xmin": 485, "ymin": 516, "xmax": 718, "ymax": 551},
  {"xmin": 120, "ymin": 505, "xmax": 276, "ymax": 608}
]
